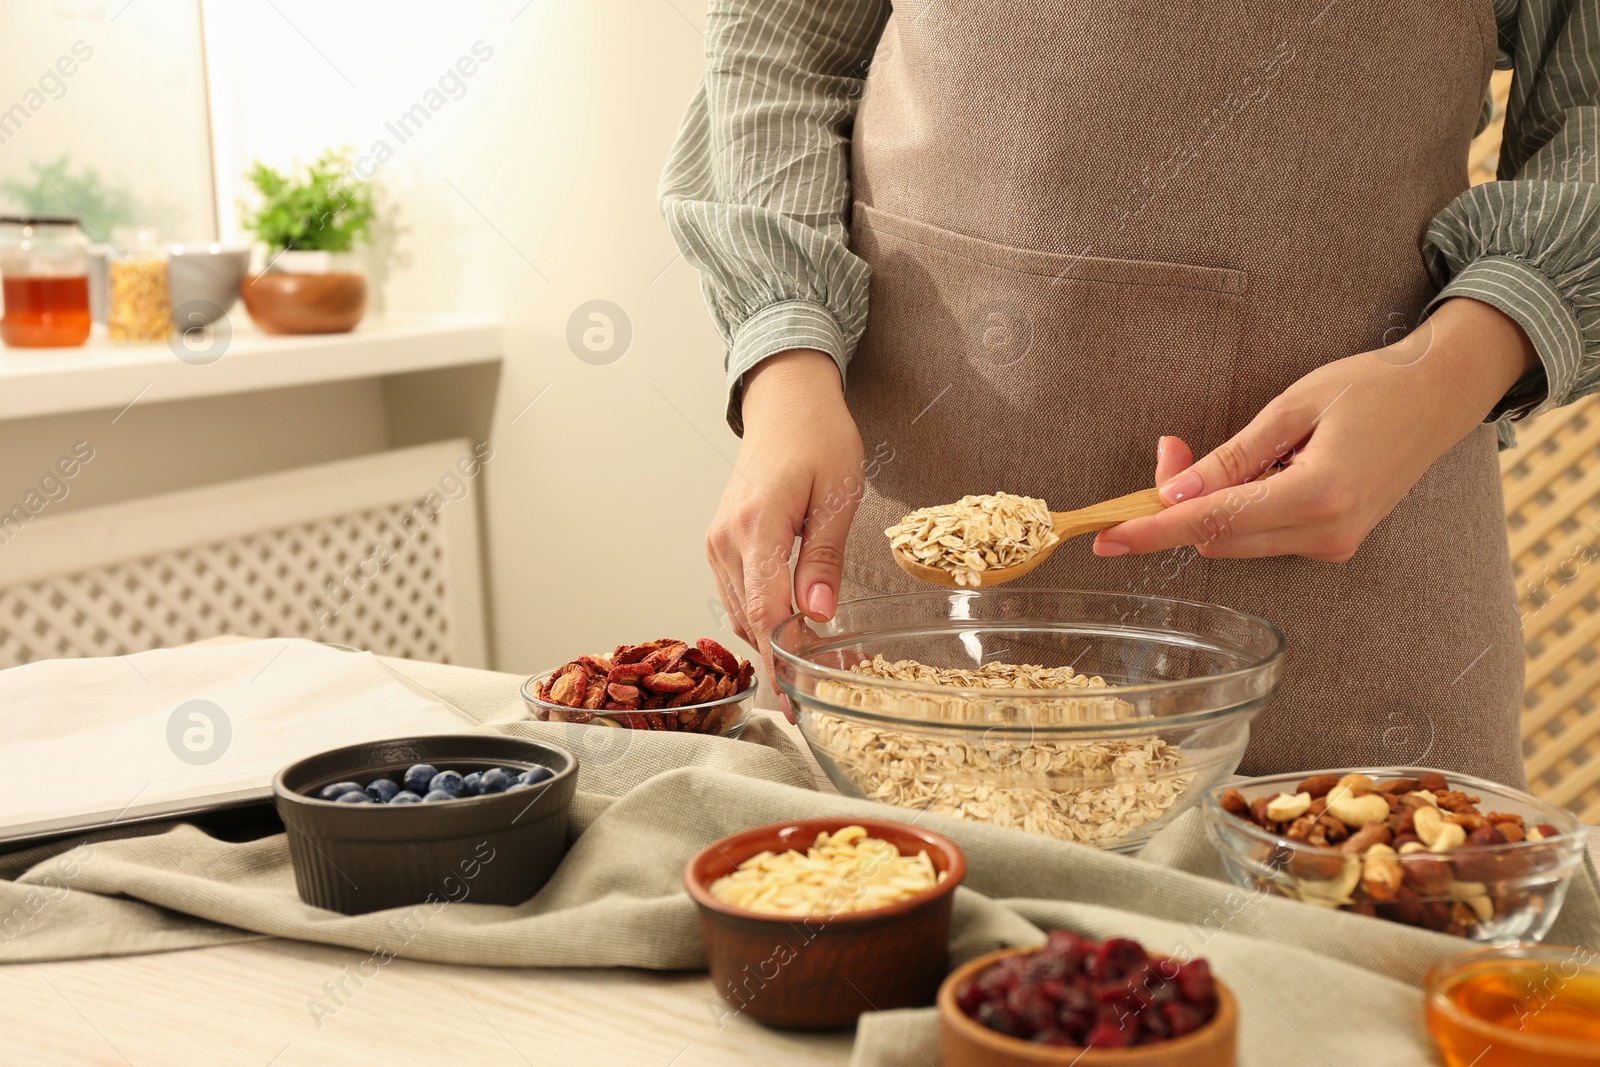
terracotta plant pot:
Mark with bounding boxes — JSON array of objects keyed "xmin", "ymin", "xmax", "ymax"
[
  {"xmin": 937, "ymin": 947, "xmax": 1238, "ymax": 1067},
  {"xmin": 239, "ymin": 270, "xmax": 366, "ymax": 334},
  {"xmin": 684, "ymin": 816, "xmax": 966, "ymax": 1030}
]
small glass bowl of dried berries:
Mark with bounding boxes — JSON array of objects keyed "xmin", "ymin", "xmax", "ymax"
[{"xmin": 936, "ymin": 931, "xmax": 1237, "ymax": 1066}]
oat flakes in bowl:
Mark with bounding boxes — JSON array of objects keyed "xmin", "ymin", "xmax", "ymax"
[{"xmin": 771, "ymin": 590, "xmax": 1286, "ymax": 852}]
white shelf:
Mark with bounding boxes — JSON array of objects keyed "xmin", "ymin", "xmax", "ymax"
[{"xmin": 0, "ymin": 312, "xmax": 503, "ymax": 422}]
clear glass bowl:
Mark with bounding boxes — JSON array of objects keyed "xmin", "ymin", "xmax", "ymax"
[
  {"xmin": 1425, "ymin": 943, "xmax": 1600, "ymax": 1065},
  {"xmin": 520, "ymin": 670, "xmax": 755, "ymax": 738},
  {"xmin": 1204, "ymin": 767, "xmax": 1586, "ymax": 942},
  {"xmin": 770, "ymin": 589, "xmax": 1287, "ymax": 852}
]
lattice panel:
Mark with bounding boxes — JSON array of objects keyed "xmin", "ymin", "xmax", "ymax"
[
  {"xmin": 0, "ymin": 501, "xmax": 454, "ymax": 669},
  {"xmin": 1503, "ymin": 393, "xmax": 1600, "ymax": 822}
]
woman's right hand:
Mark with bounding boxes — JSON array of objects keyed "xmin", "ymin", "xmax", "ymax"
[{"xmin": 708, "ymin": 349, "xmax": 865, "ymax": 714}]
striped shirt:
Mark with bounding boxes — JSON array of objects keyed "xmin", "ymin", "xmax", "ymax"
[{"xmin": 660, "ymin": 0, "xmax": 1600, "ymax": 439}]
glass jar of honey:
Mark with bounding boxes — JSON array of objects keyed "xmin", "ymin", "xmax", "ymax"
[
  {"xmin": 0, "ymin": 216, "xmax": 92, "ymax": 348},
  {"xmin": 1426, "ymin": 943, "xmax": 1600, "ymax": 1067}
]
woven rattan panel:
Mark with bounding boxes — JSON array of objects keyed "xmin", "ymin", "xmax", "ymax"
[
  {"xmin": 0, "ymin": 501, "xmax": 452, "ymax": 669},
  {"xmin": 1504, "ymin": 394, "xmax": 1600, "ymax": 822}
]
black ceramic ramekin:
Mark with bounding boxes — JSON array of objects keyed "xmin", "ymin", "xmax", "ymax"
[{"xmin": 272, "ymin": 734, "xmax": 578, "ymax": 915}]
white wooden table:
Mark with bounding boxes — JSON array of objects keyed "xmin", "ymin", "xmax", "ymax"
[{"xmin": 2, "ymin": 709, "xmax": 1594, "ymax": 1066}]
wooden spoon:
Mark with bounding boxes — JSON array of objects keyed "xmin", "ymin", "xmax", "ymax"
[{"xmin": 891, "ymin": 487, "xmax": 1165, "ymax": 588}]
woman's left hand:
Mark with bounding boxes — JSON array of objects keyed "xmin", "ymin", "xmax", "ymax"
[{"xmin": 1093, "ymin": 298, "xmax": 1539, "ymax": 562}]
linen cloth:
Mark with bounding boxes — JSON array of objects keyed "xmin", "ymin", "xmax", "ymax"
[{"xmin": 2, "ymin": 653, "xmax": 1596, "ymax": 1067}]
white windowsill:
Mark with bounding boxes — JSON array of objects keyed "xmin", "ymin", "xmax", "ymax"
[{"xmin": 0, "ymin": 312, "xmax": 503, "ymax": 421}]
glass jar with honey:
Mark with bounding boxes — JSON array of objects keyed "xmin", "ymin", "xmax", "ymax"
[
  {"xmin": 1426, "ymin": 943, "xmax": 1600, "ymax": 1067},
  {"xmin": 0, "ymin": 216, "xmax": 92, "ymax": 348}
]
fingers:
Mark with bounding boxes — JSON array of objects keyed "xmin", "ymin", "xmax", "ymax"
[
  {"xmin": 792, "ymin": 476, "xmax": 862, "ymax": 622},
  {"xmin": 1098, "ymin": 463, "xmax": 1316, "ymax": 555},
  {"xmin": 708, "ymin": 552, "xmax": 754, "ymax": 649},
  {"xmin": 1157, "ymin": 408, "xmax": 1304, "ymax": 506},
  {"xmin": 1154, "ymin": 435, "xmax": 1194, "ymax": 486},
  {"xmin": 1193, "ymin": 528, "xmax": 1356, "ymax": 563}
]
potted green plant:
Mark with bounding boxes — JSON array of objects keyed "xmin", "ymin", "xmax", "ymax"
[{"xmin": 237, "ymin": 149, "xmax": 374, "ymax": 334}]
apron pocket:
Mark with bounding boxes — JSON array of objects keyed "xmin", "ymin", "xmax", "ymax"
[{"xmin": 845, "ymin": 202, "xmax": 1248, "ymax": 527}]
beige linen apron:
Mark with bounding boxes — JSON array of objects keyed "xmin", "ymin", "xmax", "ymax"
[{"xmin": 840, "ymin": 0, "xmax": 1527, "ymax": 784}]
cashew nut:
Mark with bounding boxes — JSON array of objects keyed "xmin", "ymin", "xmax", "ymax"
[
  {"xmin": 1336, "ymin": 773, "xmax": 1377, "ymax": 794},
  {"xmin": 1414, "ymin": 805, "xmax": 1468, "ymax": 851},
  {"xmin": 1326, "ymin": 789, "xmax": 1390, "ymax": 829},
  {"xmin": 1293, "ymin": 853, "xmax": 1361, "ymax": 908},
  {"xmin": 1527, "ymin": 827, "xmax": 1545, "ymax": 843},
  {"xmin": 1266, "ymin": 791, "xmax": 1313, "ymax": 822},
  {"xmin": 1405, "ymin": 790, "xmax": 1440, "ymax": 807},
  {"xmin": 1397, "ymin": 841, "xmax": 1430, "ymax": 854},
  {"xmin": 1359, "ymin": 843, "xmax": 1403, "ymax": 901},
  {"xmin": 1450, "ymin": 881, "xmax": 1495, "ymax": 923}
]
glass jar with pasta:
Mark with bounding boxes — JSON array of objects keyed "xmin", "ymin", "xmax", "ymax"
[{"xmin": 107, "ymin": 229, "xmax": 170, "ymax": 343}]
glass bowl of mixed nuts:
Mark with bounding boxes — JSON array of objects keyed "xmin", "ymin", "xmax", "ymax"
[
  {"xmin": 1204, "ymin": 767, "xmax": 1587, "ymax": 942},
  {"xmin": 522, "ymin": 637, "xmax": 757, "ymax": 737},
  {"xmin": 770, "ymin": 589, "xmax": 1287, "ymax": 852}
]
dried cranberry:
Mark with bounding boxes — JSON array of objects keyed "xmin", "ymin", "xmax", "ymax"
[
  {"xmin": 1088, "ymin": 937, "xmax": 1148, "ymax": 982},
  {"xmin": 1175, "ymin": 958, "xmax": 1216, "ymax": 1009},
  {"xmin": 1032, "ymin": 1029, "xmax": 1075, "ymax": 1046},
  {"xmin": 1094, "ymin": 979, "xmax": 1146, "ymax": 1012},
  {"xmin": 1006, "ymin": 986, "xmax": 1056, "ymax": 1035},
  {"xmin": 1026, "ymin": 953, "xmax": 1069, "ymax": 983},
  {"xmin": 976, "ymin": 1000, "xmax": 1023, "ymax": 1037},
  {"xmin": 954, "ymin": 978, "xmax": 985, "ymax": 1015},
  {"xmin": 1085, "ymin": 1020, "xmax": 1135, "ymax": 1048},
  {"xmin": 1161, "ymin": 1000, "xmax": 1209, "ymax": 1038},
  {"xmin": 1140, "ymin": 998, "xmax": 1173, "ymax": 1040},
  {"xmin": 1043, "ymin": 927, "xmax": 1094, "ymax": 972}
]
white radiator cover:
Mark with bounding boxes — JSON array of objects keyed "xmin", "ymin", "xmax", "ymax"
[{"xmin": 0, "ymin": 441, "xmax": 489, "ymax": 669}]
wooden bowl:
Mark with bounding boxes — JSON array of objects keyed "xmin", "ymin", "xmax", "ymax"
[
  {"xmin": 684, "ymin": 817, "xmax": 966, "ymax": 1030},
  {"xmin": 938, "ymin": 947, "xmax": 1238, "ymax": 1066},
  {"xmin": 238, "ymin": 271, "xmax": 366, "ymax": 334}
]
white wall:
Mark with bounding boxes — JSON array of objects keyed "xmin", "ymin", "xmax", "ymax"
[{"xmin": 204, "ymin": 0, "xmax": 742, "ymax": 676}]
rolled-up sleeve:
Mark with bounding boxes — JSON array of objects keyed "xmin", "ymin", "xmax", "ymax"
[
  {"xmin": 1423, "ymin": 0, "xmax": 1600, "ymax": 435},
  {"xmin": 659, "ymin": 0, "xmax": 890, "ymax": 434}
]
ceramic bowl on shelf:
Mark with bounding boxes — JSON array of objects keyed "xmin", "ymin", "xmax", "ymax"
[
  {"xmin": 239, "ymin": 251, "xmax": 366, "ymax": 335},
  {"xmin": 683, "ymin": 816, "xmax": 965, "ymax": 1029},
  {"xmin": 1204, "ymin": 767, "xmax": 1586, "ymax": 942},
  {"xmin": 273, "ymin": 734, "xmax": 577, "ymax": 915},
  {"xmin": 770, "ymin": 589, "xmax": 1286, "ymax": 852},
  {"xmin": 166, "ymin": 244, "xmax": 250, "ymax": 325},
  {"xmin": 937, "ymin": 946, "xmax": 1238, "ymax": 1066}
]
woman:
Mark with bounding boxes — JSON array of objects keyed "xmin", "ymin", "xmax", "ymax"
[{"xmin": 661, "ymin": 0, "xmax": 1599, "ymax": 785}]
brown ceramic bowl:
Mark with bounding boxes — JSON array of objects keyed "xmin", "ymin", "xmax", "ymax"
[
  {"xmin": 684, "ymin": 816, "xmax": 966, "ymax": 1030},
  {"xmin": 239, "ymin": 270, "xmax": 366, "ymax": 334},
  {"xmin": 938, "ymin": 947, "xmax": 1238, "ymax": 1067}
]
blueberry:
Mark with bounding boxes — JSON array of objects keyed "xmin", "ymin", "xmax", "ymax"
[
  {"xmin": 389, "ymin": 791, "xmax": 423, "ymax": 804},
  {"xmin": 426, "ymin": 770, "xmax": 464, "ymax": 797},
  {"xmin": 478, "ymin": 768, "xmax": 513, "ymax": 794},
  {"xmin": 519, "ymin": 766, "xmax": 553, "ymax": 786},
  {"xmin": 335, "ymin": 791, "xmax": 372, "ymax": 804},
  {"xmin": 365, "ymin": 778, "xmax": 400, "ymax": 803},
  {"xmin": 461, "ymin": 772, "xmax": 483, "ymax": 796},
  {"xmin": 318, "ymin": 781, "xmax": 363, "ymax": 801},
  {"xmin": 402, "ymin": 764, "xmax": 437, "ymax": 795},
  {"xmin": 422, "ymin": 789, "xmax": 456, "ymax": 802}
]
